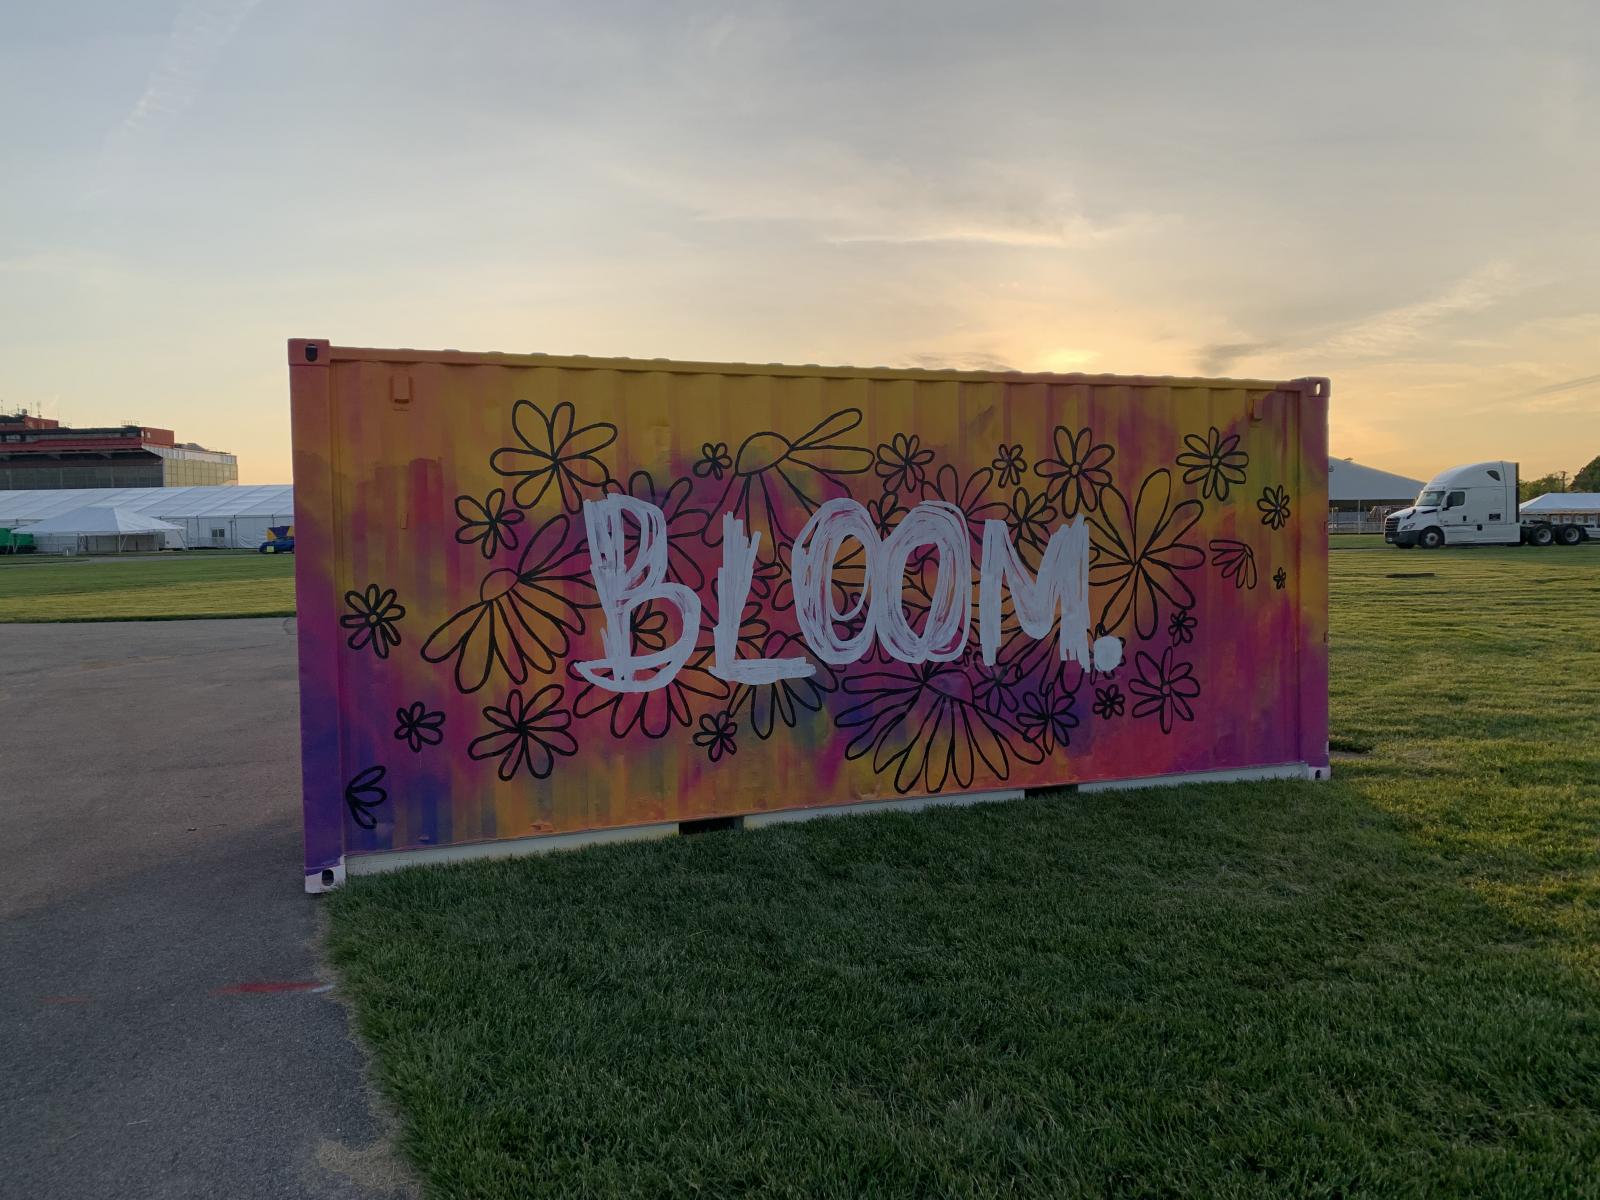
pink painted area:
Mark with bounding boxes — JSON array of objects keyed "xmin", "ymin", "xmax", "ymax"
[{"xmin": 289, "ymin": 346, "xmax": 1330, "ymax": 876}]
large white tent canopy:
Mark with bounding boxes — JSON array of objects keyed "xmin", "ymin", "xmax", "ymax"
[{"xmin": 0, "ymin": 485, "xmax": 293, "ymax": 549}]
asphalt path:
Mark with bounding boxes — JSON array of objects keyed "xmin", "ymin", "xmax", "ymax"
[{"xmin": 0, "ymin": 618, "xmax": 414, "ymax": 1199}]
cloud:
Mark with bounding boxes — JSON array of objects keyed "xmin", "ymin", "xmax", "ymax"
[
  {"xmin": 1311, "ymin": 262, "xmax": 1516, "ymax": 360},
  {"xmin": 612, "ymin": 148, "xmax": 1154, "ymax": 251},
  {"xmin": 901, "ymin": 351, "xmax": 1017, "ymax": 372},
  {"xmin": 1515, "ymin": 372, "xmax": 1600, "ymax": 399},
  {"xmin": 97, "ymin": 0, "xmax": 262, "ymax": 177},
  {"xmin": 1195, "ymin": 341, "xmax": 1277, "ymax": 375}
]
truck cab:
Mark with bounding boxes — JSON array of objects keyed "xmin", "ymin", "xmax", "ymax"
[{"xmin": 1385, "ymin": 461, "xmax": 1521, "ymax": 549}]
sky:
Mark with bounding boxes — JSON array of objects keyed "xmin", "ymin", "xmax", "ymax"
[{"xmin": 2, "ymin": 0, "xmax": 1597, "ymax": 485}]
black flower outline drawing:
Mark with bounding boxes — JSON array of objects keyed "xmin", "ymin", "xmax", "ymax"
[
  {"xmin": 490, "ymin": 399, "xmax": 618, "ymax": 514},
  {"xmin": 866, "ymin": 491, "xmax": 904, "ymax": 538},
  {"xmin": 705, "ymin": 408, "xmax": 874, "ymax": 564},
  {"xmin": 1092, "ymin": 684, "xmax": 1125, "ymax": 720},
  {"xmin": 1168, "ymin": 608, "xmax": 1197, "ymax": 646},
  {"xmin": 834, "ymin": 662, "xmax": 1043, "ymax": 795},
  {"xmin": 921, "ymin": 464, "xmax": 1008, "ymax": 552},
  {"xmin": 393, "ymin": 701, "xmax": 445, "ymax": 753},
  {"xmin": 1128, "ymin": 647, "xmax": 1201, "ymax": 734},
  {"xmin": 467, "ymin": 684, "xmax": 577, "ymax": 781},
  {"xmin": 1258, "ymin": 484, "xmax": 1291, "ymax": 531},
  {"xmin": 605, "ymin": 469, "xmax": 712, "ymax": 591},
  {"xmin": 694, "ymin": 441, "xmax": 732, "ymax": 482},
  {"xmin": 421, "ymin": 513, "xmax": 596, "ymax": 694},
  {"xmin": 727, "ymin": 629, "xmax": 840, "ymax": 739},
  {"xmin": 693, "ymin": 710, "xmax": 738, "ymax": 763},
  {"xmin": 344, "ymin": 765, "xmax": 387, "ymax": 831},
  {"xmin": 1209, "ymin": 539, "xmax": 1259, "ymax": 590},
  {"xmin": 992, "ymin": 442, "xmax": 1027, "ymax": 489},
  {"xmin": 1016, "ymin": 681, "xmax": 1078, "ymax": 755},
  {"xmin": 875, "ymin": 432, "xmax": 936, "ymax": 495},
  {"xmin": 969, "ymin": 656, "xmax": 1023, "ymax": 719},
  {"xmin": 341, "ymin": 584, "xmax": 405, "ymax": 660},
  {"xmin": 1274, "ymin": 567, "xmax": 1287, "ymax": 591},
  {"xmin": 1007, "ymin": 486, "xmax": 1058, "ymax": 557},
  {"xmin": 568, "ymin": 605, "xmax": 730, "ymax": 740},
  {"xmin": 1176, "ymin": 426, "xmax": 1249, "ymax": 501},
  {"xmin": 1034, "ymin": 426, "xmax": 1115, "ymax": 517},
  {"xmin": 454, "ymin": 488, "xmax": 524, "ymax": 560},
  {"xmin": 1087, "ymin": 469, "xmax": 1205, "ymax": 641}
]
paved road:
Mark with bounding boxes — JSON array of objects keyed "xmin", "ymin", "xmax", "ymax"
[{"xmin": 0, "ymin": 619, "xmax": 414, "ymax": 1199}]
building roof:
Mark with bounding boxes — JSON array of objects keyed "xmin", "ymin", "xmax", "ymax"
[
  {"xmin": 0, "ymin": 485, "xmax": 292, "ymax": 525},
  {"xmin": 1327, "ymin": 458, "xmax": 1425, "ymax": 503},
  {"xmin": 21, "ymin": 505, "xmax": 182, "ymax": 535}
]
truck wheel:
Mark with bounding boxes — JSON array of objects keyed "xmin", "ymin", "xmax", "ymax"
[
  {"xmin": 1529, "ymin": 524, "xmax": 1555, "ymax": 547},
  {"xmin": 1418, "ymin": 527, "xmax": 1444, "ymax": 549},
  {"xmin": 1557, "ymin": 524, "xmax": 1583, "ymax": 546}
]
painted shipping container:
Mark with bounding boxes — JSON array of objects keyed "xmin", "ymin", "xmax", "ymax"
[{"xmin": 291, "ymin": 340, "xmax": 1329, "ymax": 891}]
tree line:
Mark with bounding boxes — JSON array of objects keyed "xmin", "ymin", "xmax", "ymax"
[{"xmin": 1518, "ymin": 454, "xmax": 1600, "ymax": 501}]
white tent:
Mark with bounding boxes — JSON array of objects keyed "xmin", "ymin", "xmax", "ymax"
[
  {"xmin": 20, "ymin": 505, "xmax": 183, "ymax": 555},
  {"xmin": 0, "ymin": 484, "xmax": 293, "ymax": 549},
  {"xmin": 1520, "ymin": 492, "xmax": 1600, "ymax": 513}
]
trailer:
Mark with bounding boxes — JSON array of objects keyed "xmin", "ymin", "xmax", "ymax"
[
  {"xmin": 1517, "ymin": 492, "xmax": 1600, "ymax": 547},
  {"xmin": 1385, "ymin": 462, "xmax": 1598, "ymax": 548}
]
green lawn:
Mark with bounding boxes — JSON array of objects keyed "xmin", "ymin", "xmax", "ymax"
[
  {"xmin": 326, "ymin": 543, "xmax": 1600, "ymax": 1198},
  {"xmin": 0, "ymin": 552, "xmax": 296, "ymax": 621}
]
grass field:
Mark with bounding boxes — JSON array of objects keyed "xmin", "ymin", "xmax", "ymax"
[
  {"xmin": 328, "ymin": 542, "xmax": 1598, "ymax": 1197},
  {"xmin": 0, "ymin": 552, "xmax": 296, "ymax": 622}
]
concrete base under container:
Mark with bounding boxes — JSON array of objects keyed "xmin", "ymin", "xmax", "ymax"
[{"xmin": 305, "ymin": 762, "xmax": 1327, "ymax": 894}]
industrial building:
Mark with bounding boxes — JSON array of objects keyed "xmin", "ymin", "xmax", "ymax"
[
  {"xmin": 0, "ymin": 485, "xmax": 292, "ymax": 550},
  {"xmin": 0, "ymin": 413, "xmax": 238, "ymax": 490}
]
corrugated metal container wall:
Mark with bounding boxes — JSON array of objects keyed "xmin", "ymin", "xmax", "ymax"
[{"xmin": 291, "ymin": 341, "xmax": 1329, "ymax": 889}]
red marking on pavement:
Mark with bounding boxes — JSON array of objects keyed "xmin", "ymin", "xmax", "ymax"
[
  {"xmin": 40, "ymin": 995, "xmax": 92, "ymax": 1004},
  {"xmin": 211, "ymin": 980, "xmax": 328, "ymax": 996}
]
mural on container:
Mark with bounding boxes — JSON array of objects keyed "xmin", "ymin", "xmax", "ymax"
[{"xmin": 292, "ymin": 349, "xmax": 1328, "ymax": 871}]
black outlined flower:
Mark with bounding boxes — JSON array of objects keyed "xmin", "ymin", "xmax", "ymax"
[
  {"xmin": 727, "ymin": 629, "xmax": 840, "ymax": 739},
  {"xmin": 921, "ymin": 464, "xmax": 1008, "ymax": 551},
  {"xmin": 393, "ymin": 702, "xmax": 444, "ymax": 753},
  {"xmin": 1176, "ymin": 426, "xmax": 1249, "ymax": 501},
  {"xmin": 875, "ymin": 432, "xmax": 935, "ymax": 495},
  {"xmin": 970, "ymin": 657, "xmax": 1023, "ymax": 719},
  {"xmin": 1274, "ymin": 567, "xmax": 1287, "ymax": 591},
  {"xmin": 454, "ymin": 488, "xmax": 523, "ymax": 559},
  {"xmin": 706, "ymin": 408, "xmax": 873, "ymax": 564},
  {"xmin": 1092, "ymin": 684, "xmax": 1125, "ymax": 720},
  {"xmin": 1034, "ymin": 426, "xmax": 1115, "ymax": 517},
  {"xmin": 607, "ymin": 469, "xmax": 712, "ymax": 590},
  {"xmin": 1128, "ymin": 647, "xmax": 1201, "ymax": 734},
  {"xmin": 1087, "ymin": 469, "xmax": 1204, "ymax": 641},
  {"xmin": 467, "ymin": 684, "xmax": 577, "ymax": 781},
  {"xmin": 867, "ymin": 492, "xmax": 903, "ymax": 538},
  {"xmin": 344, "ymin": 766, "xmax": 387, "ymax": 831},
  {"xmin": 341, "ymin": 584, "xmax": 405, "ymax": 660},
  {"xmin": 1016, "ymin": 682, "xmax": 1078, "ymax": 755},
  {"xmin": 1168, "ymin": 608, "xmax": 1197, "ymax": 646},
  {"xmin": 1210, "ymin": 539, "xmax": 1259, "ymax": 590},
  {"xmin": 569, "ymin": 606, "xmax": 730, "ymax": 740},
  {"xmin": 693, "ymin": 710, "xmax": 738, "ymax": 763},
  {"xmin": 422, "ymin": 514, "xmax": 595, "ymax": 693},
  {"xmin": 835, "ymin": 662, "xmax": 1043, "ymax": 795},
  {"xmin": 490, "ymin": 399, "xmax": 617, "ymax": 514},
  {"xmin": 992, "ymin": 442, "xmax": 1027, "ymax": 489},
  {"xmin": 694, "ymin": 441, "xmax": 732, "ymax": 481},
  {"xmin": 1258, "ymin": 484, "xmax": 1291, "ymax": 531},
  {"xmin": 1007, "ymin": 486, "xmax": 1058, "ymax": 556}
]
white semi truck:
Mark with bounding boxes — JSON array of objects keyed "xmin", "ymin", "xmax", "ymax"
[{"xmin": 1384, "ymin": 461, "xmax": 1600, "ymax": 549}]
